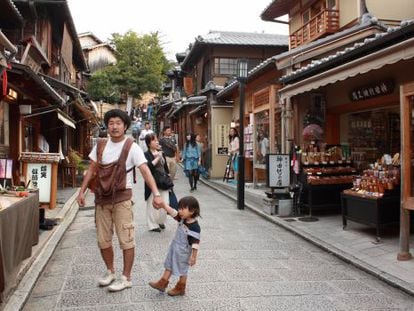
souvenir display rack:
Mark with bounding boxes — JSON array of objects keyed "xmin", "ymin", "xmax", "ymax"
[
  {"xmin": 300, "ymin": 144, "xmax": 356, "ymax": 213},
  {"xmin": 341, "ymin": 156, "xmax": 401, "ymax": 242}
]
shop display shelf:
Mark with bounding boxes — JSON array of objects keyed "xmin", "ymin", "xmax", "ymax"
[{"xmin": 341, "ymin": 192, "xmax": 400, "ymax": 243}]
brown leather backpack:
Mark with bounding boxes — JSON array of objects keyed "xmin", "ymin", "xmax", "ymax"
[{"xmin": 92, "ymin": 138, "xmax": 135, "ymax": 205}]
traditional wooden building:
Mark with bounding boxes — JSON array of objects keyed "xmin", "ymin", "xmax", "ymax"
[
  {"xmin": 216, "ymin": 57, "xmax": 285, "ymax": 185},
  {"xmin": 174, "ymin": 30, "xmax": 288, "ymax": 178},
  {"xmin": 79, "ymin": 32, "xmax": 116, "ymax": 73},
  {"xmin": 262, "ymin": 0, "xmax": 414, "ymax": 259},
  {"xmin": 1, "ymin": 0, "xmax": 95, "ymax": 186}
]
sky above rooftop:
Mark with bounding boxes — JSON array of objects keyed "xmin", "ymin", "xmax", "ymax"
[{"xmin": 67, "ymin": 0, "xmax": 288, "ymax": 61}]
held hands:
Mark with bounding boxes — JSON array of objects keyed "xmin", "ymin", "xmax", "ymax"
[
  {"xmin": 76, "ymin": 191, "xmax": 85, "ymax": 207},
  {"xmin": 152, "ymin": 195, "xmax": 164, "ymax": 210},
  {"xmin": 189, "ymin": 255, "xmax": 197, "ymax": 266}
]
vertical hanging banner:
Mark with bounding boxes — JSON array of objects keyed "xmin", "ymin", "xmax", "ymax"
[
  {"xmin": 266, "ymin": 154, "xmax": 290, "ymax": 188},
  {"xmin": 215, "ymin": 124, "xmax": 229, "ymax": 155},
  {"xmin": 26, "ymin": 163, "xmax": 52, "ymax": 202}
]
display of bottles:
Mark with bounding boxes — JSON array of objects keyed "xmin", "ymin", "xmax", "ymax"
[{"xmin": 351, "ymin": 164, "xmax": 400, "ymax": 197}]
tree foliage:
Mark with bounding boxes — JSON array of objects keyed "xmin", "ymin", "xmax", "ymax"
[{"xmin": 86, "ymin": 31, "xmax": 171, "ymax": 103}]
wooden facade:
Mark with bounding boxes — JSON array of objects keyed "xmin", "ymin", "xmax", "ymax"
[
  {"xmin": 264, "ymin": 0, "xmax": 414, "ymax": 258},
  {"xmin": 173, "ymin": 32, "xmax": 288, "ymax": 178},
  {"xmin": 0, "ymin": 0, "xmax": 95, "ymax": 187},
  {"xmin": 79, "ymin": 32, "xmax": 116, "ymax": 73}
]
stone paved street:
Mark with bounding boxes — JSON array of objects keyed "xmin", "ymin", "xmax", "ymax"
[{"xmin": 24, "ymin": 170, "xmax": 414, "ymax": 310}]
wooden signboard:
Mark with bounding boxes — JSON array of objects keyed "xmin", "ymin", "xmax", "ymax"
[{"xmin": 20, "ymin": 152, "xmax": 60, "ymax": 209}]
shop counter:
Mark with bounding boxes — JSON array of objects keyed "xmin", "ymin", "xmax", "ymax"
[
  {"xmin": 341, "ymin": 191, "xmax": 399, "ymax": 242},
  {"xmin": 0, "ymin": 192, "xmax": 39, "ymax": 302}
]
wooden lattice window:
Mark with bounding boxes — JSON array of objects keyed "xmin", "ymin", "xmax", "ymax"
[{"xmin": 253, "ymin": 89, "xmax": 270, "ymax": 109}]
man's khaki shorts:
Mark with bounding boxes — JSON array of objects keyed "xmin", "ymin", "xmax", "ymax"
[{"xmin": 95, "ymin": 200, "xmax": 135, "ymax": 250}]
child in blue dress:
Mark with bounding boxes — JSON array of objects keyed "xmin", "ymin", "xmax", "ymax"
[{"xmin": 149, "ymin": 196, "xmax": 201, "ymax": 296}]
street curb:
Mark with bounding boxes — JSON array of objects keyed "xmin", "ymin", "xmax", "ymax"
[
  {"xmin": 201, "ymin": 177, "xmax": 414, "ymax": 297},
  {"xmin": 2, "ymin": 190, "xmax": 80, "ymax": 311}
]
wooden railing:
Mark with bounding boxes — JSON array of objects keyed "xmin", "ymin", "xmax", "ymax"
[{"xmin": 290, "ymin": 9, "xmax": 339, "ymax": 49}]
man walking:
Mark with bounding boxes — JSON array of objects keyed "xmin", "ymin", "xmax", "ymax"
[
  {"xmin": 77, "ymin": 109, "xmax": 163, "ymax": 292},
  {"xmin": 159, "ymin": 126, "xmax": 179, "ymax": 180},
  {"xmin": 138, "ymin": 121, "xmax": 154, "ymax": 152}
]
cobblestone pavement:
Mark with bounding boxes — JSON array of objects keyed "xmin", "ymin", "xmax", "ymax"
[{"xmin": 24, "ymin": 170, "xmax": 414, "ymax": 310}]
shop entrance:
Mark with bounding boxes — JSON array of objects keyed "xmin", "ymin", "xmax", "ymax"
[{"xmin": 341, "ymin": 106, "xmax": 400, "ymax": 170}]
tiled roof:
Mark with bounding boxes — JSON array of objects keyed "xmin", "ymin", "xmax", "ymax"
[
  {"xmin": 200, "ymin": 81, "xmax": 224, "ymax": 95},
  {"xmin": 78, "ymin": 32, "xmax": 103, "ymax": 44},
  {"xmin": 181, "ymin": 30, "xmax": 288, "ymax": 69},
  {"xmin": 167, "ymin": 96, "xmax": 207, "ymax": 118},
  {"xmin": 196, "ymin": 30, "xmax": 288, "ymax": 46},
  {"xmin": 280, "ymin": 19, "xmax": 414, "ymax": 83},
  {"xmin": 0, "ymin": 0, "xmax": 23, "ymax": 27}
]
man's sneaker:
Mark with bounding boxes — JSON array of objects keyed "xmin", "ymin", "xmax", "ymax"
[
  {"xmin": 98, "ymin": 270, "xmax": 116, "ymax": 287},
  {"xmin": 108, "ymin": 275, "xmax": 132, "ymax": 292}
]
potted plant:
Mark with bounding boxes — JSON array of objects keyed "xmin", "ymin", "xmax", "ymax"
[{"xmin": 67, "ymin": 148, "xmax": 87, "ymax": 175}]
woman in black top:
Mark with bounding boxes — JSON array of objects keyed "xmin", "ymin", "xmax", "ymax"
[{"xmin": 144, "ymin": 133, "xmax": 170, "ymax": 232}]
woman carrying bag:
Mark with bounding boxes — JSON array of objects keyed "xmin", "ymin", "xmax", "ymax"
[{"xmin": 144, "ymin": 133, "xmax": 172, "ymax": 232}]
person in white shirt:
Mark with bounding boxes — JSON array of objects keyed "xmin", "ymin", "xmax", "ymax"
[
  {"xmin": 77, "ymin": 109, "xmax": 163, "ymax": 292},
  {"xmin": 138, "ymin": 121, "xmax": 154, "ymax": 152}
]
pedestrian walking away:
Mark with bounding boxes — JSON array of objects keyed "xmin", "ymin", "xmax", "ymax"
[
  {"xmin": 159, "ymin": 126, "xmax": 179, "ymax": 180},
  {"xmin": 149, "ymin": 196, "xmax": 201, "ymax": 296},
  {"xmin": 76, "ymin": 109, "xmax": 164, "ymax": 292},
  {"xmin": 144, "ymin": 133, "xmax": 171, "ymax": 232},
  {"xmin": 138, "ymin": 121, "xmax": 154, "ymax": 152},
  {"xmin": 182, "ymin": 133, "xmax": 201, "ymax": 192}
]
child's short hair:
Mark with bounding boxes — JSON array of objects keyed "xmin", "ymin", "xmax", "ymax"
[{"xmin": 178, "ymin": 196, "xmax": 201, "ymax": 218}]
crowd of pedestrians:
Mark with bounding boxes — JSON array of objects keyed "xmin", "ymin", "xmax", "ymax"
[{"xmin": 76, "ymin": 109, "xmax": 202, "ymax": 296}]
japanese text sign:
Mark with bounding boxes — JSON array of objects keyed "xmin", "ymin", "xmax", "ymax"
[{"xmin": 266, "ymin": 154, "xmax": 290, "ymax": 188}]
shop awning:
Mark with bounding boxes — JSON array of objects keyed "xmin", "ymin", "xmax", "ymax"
[
  {"xmin": 5, "ymin": 63, "xmax": 66, "ymax": 106},
  {"xmin": 89, "ymin": 100, "xmax": 99, "ymax": 115},
  {"xmin": 57, "ymin": 109, "xmax": 76, "ymax": 129},
  {"xmin": 22, "ymin": 108, "xmax": 76, "ymax": 129},
  {"xmin": 279, "ymin": 37, "xmax": 414, "ymax": 100},
  {"xmin": 189, "ymin": 104, "xmax": 207, "ymax": 116}
]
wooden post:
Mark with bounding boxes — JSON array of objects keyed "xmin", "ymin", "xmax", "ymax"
[
  {"xmin": 398, "ymin": 84, "xmax": 414, "ymax": 261},
  {"xmin": 49, "ymin": 162, "xmax": 58, "ymax": 209}
]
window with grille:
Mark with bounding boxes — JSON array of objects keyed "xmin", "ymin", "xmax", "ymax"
[
  {"xmin": 303, "ymin": 9, "xmax": 310, "ymax": 24},
  {"xmin": 214, "ymin": 58, "xmax": 262, "ymax": 76},
  {"xmin": 214, "ymin": 58, "xmax": 237, "ymax": 75},
  {"xmin": 326, "ymin": 0, "xmax": 337, "ymax": 9}
]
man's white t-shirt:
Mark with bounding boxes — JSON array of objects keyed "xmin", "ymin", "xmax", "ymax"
[
  {"xmin": 89, "ymin": 138, "xmax": 147, "ymax": 189},
  {"xmin": 138, "ymin": 129, "xmax": 154, "ymax": 152}
]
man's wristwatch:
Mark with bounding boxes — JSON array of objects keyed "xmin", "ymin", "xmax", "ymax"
[{"xmin": 153, "ymin": 193, "xmax": 161, "ymax": 197}]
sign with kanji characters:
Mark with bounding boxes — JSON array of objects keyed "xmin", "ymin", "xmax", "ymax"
[
  {"xmin": 349, "ymin": 80, "xmax": 394, "ymax": 101},
  {"xmin": 26, "ymin": 163, "xmax": 52, "ymax": 202},
  {"xmin": 215, "ymin": 124, "xmax": 230, "ymax": 156},
  {"xmin": 266, "ymin": 154, "xmax": 290, "ymax": 188}
]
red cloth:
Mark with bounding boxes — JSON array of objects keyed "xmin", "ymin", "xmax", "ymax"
[{"xmin": 2, "ymin": 64, "xmax": 12, "ymax": 97}]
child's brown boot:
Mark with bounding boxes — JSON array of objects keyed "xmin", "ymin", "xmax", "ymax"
[
  {"xmin": 149, "ymin": 278, "xmax": 169, "ymax": 292},
  {"xmin": 167, "ymin": 279, "xmax": 186, "ymax": 296}
]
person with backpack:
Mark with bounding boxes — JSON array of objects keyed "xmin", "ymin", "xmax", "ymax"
[
  {"xmin": 159, "ymin": 126, "xmax": 179, "ymax": 180},
  {"xmin": 131, "ymin": 117, "xmax": 141, "ymax": 142},
  {"xmin": 76, "ymin": 109, "xmax": 164, "ymax": 292}
]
